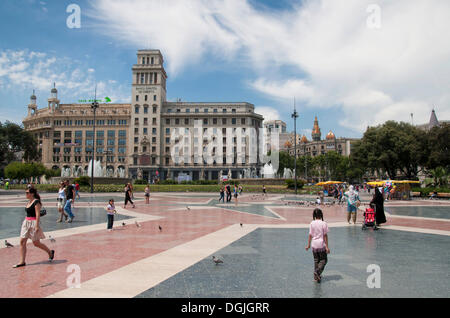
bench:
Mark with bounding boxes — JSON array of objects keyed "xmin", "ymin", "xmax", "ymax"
[
  {"xmin": 412, "ymin": 192, "xmax": 421, "ymax": 197},
  {"xmin": 437, "ymin": 193, "xmax": 450, "ymax": 198}
]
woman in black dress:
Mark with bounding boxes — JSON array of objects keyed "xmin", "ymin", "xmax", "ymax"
[
  {"xmin": 123, "ymin": 183, "xmax": 135, "ymax": 208},
  {"xmin": 371, "ymin": 187, "xmax": 386, "ymax": 226}
]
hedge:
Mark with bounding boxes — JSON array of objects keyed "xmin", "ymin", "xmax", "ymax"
[{"xmin": 411, "ymin": 187, "xmax": 450, "ymax": 196}]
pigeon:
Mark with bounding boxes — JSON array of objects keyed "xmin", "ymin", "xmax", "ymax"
[
  {"xmin": 158, "ymin": 225, "xmax": 162, "ymax": 231},
  {"xmin": 186, "ymin": 206, "xmax": 190, "ymax": 211},
  {"xmin": 212, "ymin": 256, "xmax": 223, "ymax": 265},
  {"xmin": 5, "ymin": 240, "xmax": 13, "ymax": 248},
  {"xmin": 135, "ymin": 221, "xmax": 141, "ymax": 228},
  {"xmin": 122, "ymin": 222, "xmax": 126, "ymax": 227},
  {"xmin": 240, "ymin": 223, "xmax": 243, "ymax": 227},
  {"xmin": 49, "ymin": 236, "xmax": 56, "ymax": 243}
]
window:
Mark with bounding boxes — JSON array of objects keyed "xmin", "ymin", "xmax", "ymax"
[
  {"xmin": 153, "ymin": 106, "xmax": 157, "ymax": 114},
  {"xmin": 151, "ymin": 57, "xmax": 154, "ymax": 65},
  {"xmin": 134, "ymin": 128, "xmax": 139, "ymax": 134},
  {"xmin": 136, "ymin": 95, "xmax": 139, "ymax": 102},
  {"xmin": 166, "ymin": 137, "xmax": 170, "ymax": 144},
  {"xmin": 241, "ymin": 118, "xmax": 245, "ymax": 125},
  {"xmin": 144, "ymin": 106, "xmax": 148, "ymax": 114},
  {"xmin": 135, "ymin": 106, "xmax": 139, "ymax": 114},
  {"xmin": 145, "ymin": 95, "xmax": 148, "ymax": 102},
  {"xmin": 143, "ymin": 128, "xmax": 148, "ymax": 134},
  {"xmin": 97, "ymin": 131, "xmax": 104, "ymax": 138},
  {"xmin": 118, "ymin": 147, "xmax": 126, "ymax": 154},
  {"xmin": 144, "ymin": 118, "xmax": 148, "ymax": 125},
  {"xmin": 186, "ymin": 109, "xmax": 190, "ymax": 113},
  {"xmin": 134, "ymin": 137, "xmax": 139, "ymax": 144},
  {"xmin": 232, "ymin": 109, "xmax": 236, "ymax": 113},
  {"xmin": 86, "ymin": 139, "xmax": 94, "ymax": 146},
  {"xmin": 177, "ymin": 109, "xmax": 181, "ymax": 113},
  {"xmin": 108, "ymin": 139, "xmax": 115, "ymax": 146},
  {"xmin": 213, "ymin": 118, "xmax": 217, "ymax": 125},
  {"xmin": 175, "ymin": 119, "xmax": 180, "ymax": 125},
  {"xmin": 107, "ymin": 130, "xmax": 115, "ymax": 138},
  {"xmin": 222, "ymin": 118, "xmax": 227, "ymax": 125},
  {"xmin": 86, "ymin": 131, "xmax": 94, "ymax": 138},
  {"xmin": 152, "ymin": 128, "xmax": 157, "ymax": 135},
  {"xmin": 152, "ymin": 137, "xmax": 156, "ymax": 143},
  {"xmin": 119, "ymin": 130, "xmax": 126, "ymax": 137},
  {"xmin": 118, "ymin": 139, "xmax": 126, "ymax": 145},
  {"xmin": 195, "ymin": 109, "xmax": 199, "ymax": 113},
  {"xmin": 97, "ymin": 139, "xmax": 104, "ymax": 146},
  {"xmin": 119, "ymin": 119, "xmax": 127, "ymax": 125},
  {"xmin": 185, "ymin": 118, "xmax": 189, "ymax": 125},
  {"xmin": 203, "ymin": 118, "xmax": 208, "ymax": 125},
  {"xmin": 153, "ymin": 118, "xmax": 157, "ymax": 125},
  {"xmin": 223, "ymin": 109, "xmax": 227, "ymax": 113},
  {"xmin": 153, "ymin": 95, "xmax": 157, "ymax": 101},
  {"xmin": 232, "ymin": 118, "xmax": 236, "ymax": 125},
  {"xmin": 166, "ymin": 128, "xmax": 170, "ymax": 135}
]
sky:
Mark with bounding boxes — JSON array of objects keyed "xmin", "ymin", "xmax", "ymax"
[{"xmin": 0, "ymin": 0, "xmax": 449, "ymax": 139}]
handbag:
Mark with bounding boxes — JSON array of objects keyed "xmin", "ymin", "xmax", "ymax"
[{"xmin": 40, "ymin": 207, "xmax": 47, "ymax": 217}]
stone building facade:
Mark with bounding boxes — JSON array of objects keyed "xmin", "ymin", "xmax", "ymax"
[{"xmin": 22, "ymin": 50, "xmax": 264, "ymax": 181}]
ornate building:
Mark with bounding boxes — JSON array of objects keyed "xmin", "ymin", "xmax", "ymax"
[
  {"xmin": 23, "ymin": 50, "xmax": 264, "ymax": 181},
  {"xmin": 287, "ymin": 117, "xmax": 358, "ymax": 157}
]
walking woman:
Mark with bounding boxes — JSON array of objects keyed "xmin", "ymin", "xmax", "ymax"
[
  {"xmin": 56, "ymin": 182, "xmax": 68, "ymax": 223},
  {"xmin": 233, "ymin": 185, "xmax": 239, "ymax": 205},
  {"xmin": 344, "ymin": 185, "xmax": 360, "ymax": 224},
  {"xmin": 144, "ymin": 184, "xmax": 150, "ymax": 204},
  {"xmin": 305, "ymin": 208, "xmax": 330, "ymax": 283},
  {"xmin": 371, "ymin": 187, "xmax": 387, "ymax": 226},
  {"xmin": 219, "ymin": 186, "xmax": 225, "ymax": 203},
  {"xmin": 13, "ymin": 188, "xmax": 54, "ymax": 268},
  {"xmin": 124, "ymin": 183, "xmax": 135, "ymax": 208}
]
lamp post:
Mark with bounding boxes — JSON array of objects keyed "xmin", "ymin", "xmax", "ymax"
[
  {"xmin": 291, "ymin": 98, "xmax": 299, "ymax": 195},
  {"xmin": 90, "ymin": 89, "xmax": 99, "ymax": 194}
]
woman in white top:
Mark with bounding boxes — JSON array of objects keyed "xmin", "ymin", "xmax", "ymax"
[
  {"xmin": 56, "ymin": 182, "xmax": 68, "ymax": 223},
  {"xmin": 144, "ymin": 185, "xmax": 150, "ymax": 204}
]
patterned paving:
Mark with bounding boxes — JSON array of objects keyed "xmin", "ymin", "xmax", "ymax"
[{"xmin": 0, "ymin": 190, "xmax": 449, "ymax": 298}]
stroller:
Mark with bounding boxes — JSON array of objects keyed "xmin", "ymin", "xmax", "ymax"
[{"xmin": 362, "ymin": 204, "xmax": 378, "ymax": 230}]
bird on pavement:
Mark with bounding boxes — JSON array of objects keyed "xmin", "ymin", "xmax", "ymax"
[
  {"xmin": 5, "ymin": 240, "xmax": 13, "ymax": 248},
  {"xmin": 240, "ymin": 223, "xmax": 243, "ymax": 227},
  {"xmin": 122, "ymin": 222, "xmax": 126, "ymax": 227},
  {"xmin": 135, "ymin": 221, "xmax": 141, "ymax": 228},
  {"xmin": 212, "ymin": 256, "xmax": 223, "ymax": 265},
  {"xmin": 158, "ymin": 225, "xmax": 162, "ymax": 231},
  {"xmin": 186, "ymin": 206, "xmax": 190, "ymax": 211},
  {"xmin": 49, "ymin": 236, "xmax": 56, "ymax": 243}
]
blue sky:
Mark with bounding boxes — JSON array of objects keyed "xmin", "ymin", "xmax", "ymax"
[{"xmin": 1, "ymin": 0, "xmax": 449, "ymax": 139}]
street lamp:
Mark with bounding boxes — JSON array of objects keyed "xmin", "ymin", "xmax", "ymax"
[
  {"xmin": 90, "ymin": 88, "xmax": 99, "ymax": 194},
  {"xmin": 291, "ymin": 98, "xmax": 299, "ymax": 195}
]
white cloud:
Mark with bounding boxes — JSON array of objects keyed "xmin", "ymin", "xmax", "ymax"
[
  {"xmin": 0, "ymin": 49, "xmax": 130, "ymax": 107},
  {"xmin": 255, "ymin": 106, "xmax": 281, "ymax": 123},
  {"xmin": 88, "ymin": 0, "xmax": 450, "ymax": 133}
]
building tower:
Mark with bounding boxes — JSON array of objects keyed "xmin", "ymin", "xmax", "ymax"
[
  {"xmin": 28, "ymin": 90, "xmax": 37, "ymax": 116},
  {"xmin": 130, "ymin": 50, "xmax": 168, "ymax": 180},
  {"xmin": 429, "ymin": 109, "xmax": 439, "ymax": 129},
  {"xmin": 312, "ymin": 116, "xmax": 321, "ymax": 141},
  {"xmin": 48, "ymin": 83, "xmax": 60, "ymax": 112}
]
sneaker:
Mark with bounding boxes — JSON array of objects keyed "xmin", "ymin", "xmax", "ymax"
[
  {"xmin": 314, "ymin": 272, "xmax": 320, "ymax": 282},
  {"xmin": 49, "ymin": 250, "xmax": 55, "ymax": 262},
  {"xmin": 67, "ymin": 218, "xmax": 73, "ymax": 223},
  {"xmin": 56, "ymin": 219, "xmax": 62, "ymax": 223}
]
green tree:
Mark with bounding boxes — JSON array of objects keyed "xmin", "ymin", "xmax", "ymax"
[
  {"xmin": 0, "ymin": 121, "xmax": 39, "ymax": 164},
  {"xmin": 425, "ymin": 123, "xmax": 450, "ymax": 170},
  {"xmin": 350, "ymin": 121, "xmax": 427, "ymax": 179}
]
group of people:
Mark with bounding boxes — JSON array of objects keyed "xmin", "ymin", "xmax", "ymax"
[
  {"xmin": 342, "ymin": 185, "xmax": 386, "ymax": 226},
  {"xmin": 56, "ymin": 180, "xmax": 80, "ymax": 223},
  {"xmin": 219, "ymin": 184, "xmax": 243, "ymax": 203}
]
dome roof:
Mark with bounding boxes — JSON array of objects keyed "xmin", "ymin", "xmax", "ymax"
[
  {"xmin": 326, "ymin": 130, "xmax": 336, "ymax": 140},
  {"xmin": 300, "ymin": 135, "xmax": 308, "ymax": 143},
  {"xmin": 51, "ymin": 87, "xmax": 58, "ymax": 93}
]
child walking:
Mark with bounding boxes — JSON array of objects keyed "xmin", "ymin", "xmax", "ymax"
[
  {"xmin": 305, "ymin": 208, "xmax": 330, "ymax": 283},
  {"xmin": 106, "ymin": 199, "xmax": 117, "ymax": 232}
]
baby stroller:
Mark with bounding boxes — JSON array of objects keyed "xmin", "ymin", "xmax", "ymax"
[{"xmin": 362, "ymin": 204, "xmax": 378, "ymax": 230}]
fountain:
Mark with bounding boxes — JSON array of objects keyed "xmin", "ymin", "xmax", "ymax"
[
  {"xmin": 262, "ymin": 163, "xmax": 276, "ymax": 179},
  {"xmin": 87, "ymin": 160, "xmax": 104, "ymax": 178},
  {"xmin": 283, "ymin": 168, "xmax": 294, "ymax": 179}
]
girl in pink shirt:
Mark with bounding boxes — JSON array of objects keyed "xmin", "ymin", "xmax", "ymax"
[{"xmin": 305, "ymin": 208, "xmax": 330, "ymax": 283}]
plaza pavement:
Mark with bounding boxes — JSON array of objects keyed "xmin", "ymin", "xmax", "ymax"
[{"xmin": 0, "ymin": 191, "xmax": 449, "ymax": 298}]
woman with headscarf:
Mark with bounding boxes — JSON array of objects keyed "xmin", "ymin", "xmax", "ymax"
[
  {"xmin": 371, "ymin": 187, "xmax": 386, "ymax": 226},
  {"xmin": 344, "ymin": 185, "xmax": 360, "ymax": 224}
]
